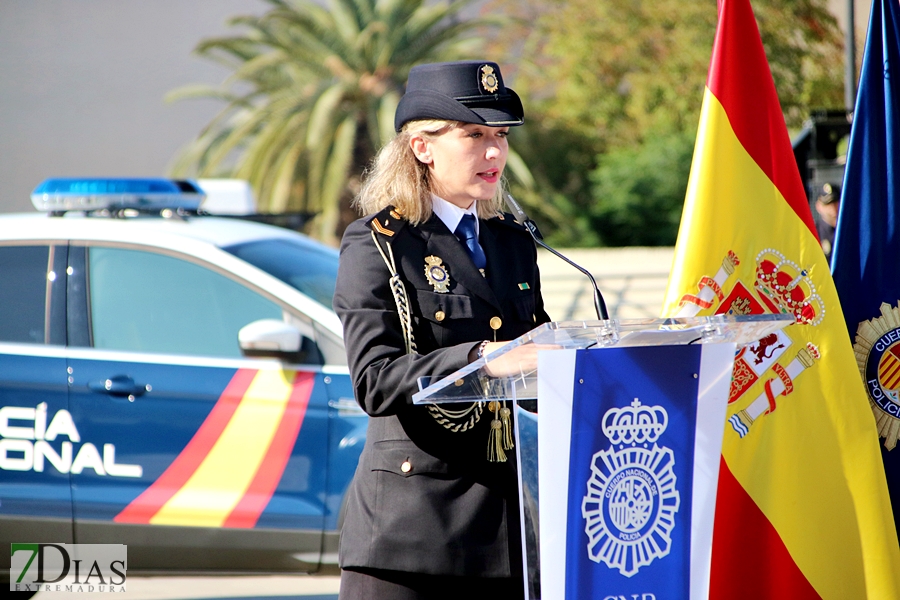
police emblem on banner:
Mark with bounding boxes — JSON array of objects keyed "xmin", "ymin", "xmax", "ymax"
[
  {"xmin": 675, "ymin": 249, "xmax": 822, "ymax": 438},
  {"xmin": 852, "ymin": 301, "xmax": 900, "ymax": 451},
  {"xmin": 581, "ymin": 398, "xmax": 680, "ymax": 576}
]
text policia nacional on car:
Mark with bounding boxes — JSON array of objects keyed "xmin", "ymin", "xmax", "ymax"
[{"xmin": 1, "ymin": 178, "xmax": 366, "ymax": 583}]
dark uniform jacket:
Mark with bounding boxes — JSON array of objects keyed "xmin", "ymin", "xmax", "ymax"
[{"xmin": 333, "ymin": 205, "xmax": 550, "ymax": 578}]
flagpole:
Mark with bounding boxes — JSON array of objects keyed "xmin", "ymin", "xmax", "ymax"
[{"xmin": 846, "ymin": 0, "xmax": 857, "ymax": 111}]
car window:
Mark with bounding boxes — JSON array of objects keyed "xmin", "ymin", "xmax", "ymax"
[
  {"xmin": 88, "ymin": 247, "xmax": 282, "ymax": 357},
  {"xmin": 0, "ymin": 245, "xmax": 50, "ymax": 343},
  {"xmin": 222, "ymin": 238, "xmax": 338, "ymax": 308}
]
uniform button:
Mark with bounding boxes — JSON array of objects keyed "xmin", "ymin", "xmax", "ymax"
[
  {"xmin": 401, "ymin": 461, "xmax": 412, "ymax": 473},
  {"xmin": 490, "ymin": 316, "xmax": 502, "ymax": 330},
  {"xmin": 435, "ymin": 310, "xmax": 446, "ymax": 322}
]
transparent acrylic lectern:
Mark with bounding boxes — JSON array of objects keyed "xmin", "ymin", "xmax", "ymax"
[{"xmin": 412, "ymin": 314, "xmax": 794, "ymax": 600}]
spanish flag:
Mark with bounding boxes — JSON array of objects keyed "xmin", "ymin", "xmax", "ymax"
[{"xmin": 661, "ymin": 0, "xmax": 900, "ymax": 597}]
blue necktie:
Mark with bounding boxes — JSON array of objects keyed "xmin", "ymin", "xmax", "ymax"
[{"xmin": 455, "ymin": 214, "xmax": 487, "ymax": 270}]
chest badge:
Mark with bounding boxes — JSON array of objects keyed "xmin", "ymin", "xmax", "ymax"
[{"xmin": 424, "ymin": 255, "xmax": 450, "ymax": 293}]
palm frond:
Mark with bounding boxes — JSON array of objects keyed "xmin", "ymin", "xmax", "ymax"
[
  {"xmin": 164, "ymin": 84, "xmax": 237, "ymax": 104},
  {"xmin": 169, "ymin": 0, "xmax": 495, "ymax": 240},
  {"xmin": 316, "ymin": 114, "xmax": 358, "ymax": 242},
  {"xmin": 504, "ymin": 147, "xmax": 536, "ymax": 190}
]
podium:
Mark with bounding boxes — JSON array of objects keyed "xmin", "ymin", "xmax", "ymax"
[{"xmin": 413, "ymin": 315, "xmax": 793, "ymax": 600}]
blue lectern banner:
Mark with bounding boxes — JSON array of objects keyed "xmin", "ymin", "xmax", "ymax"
[
  {"xmin": 568, "ymin": 345, "xmax": 699, "ymax": 598},
  {"xmin": 536, "ymin": 344, "xmax": 734, "ymax": 600}
]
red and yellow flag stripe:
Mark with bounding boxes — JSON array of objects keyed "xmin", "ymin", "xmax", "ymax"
[
  {"xmin": 115, "ymin": 368, "xmax": 313, "ymax": 528},
  {"xmin": 663, "ymin": 0, "xmax": 900, "ymax": 597}
]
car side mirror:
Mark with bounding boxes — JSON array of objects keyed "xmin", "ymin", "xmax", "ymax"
[{"xmin": 238, "ymin": 319, "xmax": 322, "ymax": 364}]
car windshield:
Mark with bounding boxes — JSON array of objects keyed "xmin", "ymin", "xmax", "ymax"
[{"xmin": 222, "ymin": 237, "xmax": 339, "ymax": 308}]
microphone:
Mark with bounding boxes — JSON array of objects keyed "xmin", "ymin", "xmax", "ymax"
[{"xmin": 505, "ymin": 193, "xmax": 610, "ymax": 320}]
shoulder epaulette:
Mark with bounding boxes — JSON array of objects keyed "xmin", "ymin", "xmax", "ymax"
[{"xmin": 368, "ymin": 205, "xmax": 407, "ymax": 238}]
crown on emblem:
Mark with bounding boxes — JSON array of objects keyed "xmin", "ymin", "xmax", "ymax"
[
  {"xmin": 602, "ymin": 398, "xmax": 668, "ymax": 446},
  {"xmin": 754, "ymin": 249, "xmax": 824, "ymax": 326}
]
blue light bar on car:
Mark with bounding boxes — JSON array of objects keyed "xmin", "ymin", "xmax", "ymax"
[{"xmin": 31, "ymin": 178, "xmax": 206, "ymax": 213}]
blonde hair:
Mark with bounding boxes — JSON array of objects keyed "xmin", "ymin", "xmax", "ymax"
[{"xmin": 354, "ymin": 119, "xmax": 506, "ymax": 224}]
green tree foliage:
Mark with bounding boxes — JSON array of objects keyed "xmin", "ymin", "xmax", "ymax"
[
  {"xmin": 500, "ymin": 118, "xmax": 603, "ymax": 246},
  {"xmin": 591, "ymin": 131, "xmax": 695, "ymax": 247},
  {"xmin": 486, "ymin": 0, "xmax": 845, "ymax": 246},
  {"xmin": 169, "ymin": 0, "xmax": 490, "ymax": 244}
]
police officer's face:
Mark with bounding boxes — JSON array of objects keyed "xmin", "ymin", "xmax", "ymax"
[{"xmin": 412, "ymin": 123, "xmax": 509, "ymax": 209}]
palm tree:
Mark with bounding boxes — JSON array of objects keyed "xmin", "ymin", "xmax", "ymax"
[{"xmin": 168, "ymin": 0, "xmax": 495, "ymax": 244}]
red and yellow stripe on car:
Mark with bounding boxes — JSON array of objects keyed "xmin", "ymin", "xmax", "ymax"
[{"xmin": 114, "ymin": 368, "xmax": 314, "ymax": 528}]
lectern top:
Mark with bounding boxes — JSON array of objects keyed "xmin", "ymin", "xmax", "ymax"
[{"xmin": 412, "ymin": 314, "xmax": 794, "ymax": 404}]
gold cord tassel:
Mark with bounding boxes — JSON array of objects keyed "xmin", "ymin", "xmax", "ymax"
[
  {"xmin": 487, "ymin": 401, "xmax": 507, "ymax": 462},
  {"xmin": 488, "ymin": 418, "xmax": 506, "ymax": 462},
  {"xmin": 500, "ymin": 403, "xmax": 513, "ymax": 450}
]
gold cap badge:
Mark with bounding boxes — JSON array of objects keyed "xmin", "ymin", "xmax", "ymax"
[{"xmin": 480, "ymin": 65, "xmax": 499, "ymax": 94}]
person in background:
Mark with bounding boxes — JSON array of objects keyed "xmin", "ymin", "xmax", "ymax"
[
  {"xmin": 815, "ymin": 182, "xmax": 841, "ymax": 263},
  {"xmin": 332, "ymin": 60, "xmax": 550, "ymax": 600}
]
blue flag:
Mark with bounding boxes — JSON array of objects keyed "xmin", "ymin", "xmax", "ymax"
[{"xmin": 831, "ymin": 0, "xmax": 900, "ymax": 543}]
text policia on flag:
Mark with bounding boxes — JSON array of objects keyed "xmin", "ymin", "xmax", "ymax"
[
  {"xmin": 661, "ymin": 0, "xmax": 900, "ymax": 598},
  {"xmin": 830, "ymin": 0, "xmax": 900, "ymax": 550}
]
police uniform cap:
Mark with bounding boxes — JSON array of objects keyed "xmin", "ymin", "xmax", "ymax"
[
  {"xmin": 818, "ymin": 182, "xmax": 841, "ymax": 205},
  {"xmin": 394, "ymin": 60, "xmax": 524, "ymax": 132}
]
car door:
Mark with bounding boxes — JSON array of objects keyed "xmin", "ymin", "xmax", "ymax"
[
  {"xmin": 0, "ymin": 243, "xmax": 73, "ymax": 567},
  {"xmin": 65, "ymin": 243, "xmax": 333, "ymax": 572}
]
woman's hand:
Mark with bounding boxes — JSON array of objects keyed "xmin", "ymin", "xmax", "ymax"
[{"xmin": 475, "ymin": 341, "xmax": 559, "ymax": 379}]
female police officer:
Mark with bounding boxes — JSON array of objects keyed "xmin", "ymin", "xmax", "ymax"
[{"xmin": 333, "ymin": 60, "xmax": 550, "ymax": 599}]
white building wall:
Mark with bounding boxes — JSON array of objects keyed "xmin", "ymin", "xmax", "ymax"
[{"xmin": 0, "ymin": 0, "xmax": 266, "ymax": 214}]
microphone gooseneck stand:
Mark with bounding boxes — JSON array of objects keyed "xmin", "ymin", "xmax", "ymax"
[{"xmin": 505, "ymin": 193, "xmax": 610, "ymax": 321}]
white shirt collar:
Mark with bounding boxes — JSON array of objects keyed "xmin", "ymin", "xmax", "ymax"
[{"xmin": 431, "ymin": 194, "xmax": 478, "ymax": 236}]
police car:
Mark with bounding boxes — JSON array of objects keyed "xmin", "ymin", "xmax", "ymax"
[{"xmin": 0, "ymin": 178, "xmax": 365, "ymax": 576}]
